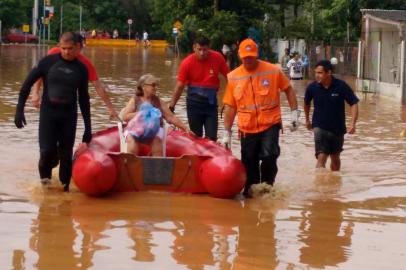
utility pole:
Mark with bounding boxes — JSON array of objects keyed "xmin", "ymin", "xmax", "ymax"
[
  {"xmin": 311, "ymin": 0, "xmax": 315, "ymax": 37},
  {"xmin": 347, "ymin": 0, "xmax": 350, "ymax": 42},
  {"xmin": 60, "ymin": 3, "xmax": 63, "ymax": 37},
  {"xmin": 213, "ymin": 0, "xmax": 218, "ymax": 13},
  {"xmin": 79, "ymin": 5, "xmax": 82, "ymax": 33},
  {"xmin": 33, "ymin": 0, "xmax": 39, "ymax": 35},
  {"xmin": 43, "ymin": 0, "xmax": 46, "ymax": 42}
]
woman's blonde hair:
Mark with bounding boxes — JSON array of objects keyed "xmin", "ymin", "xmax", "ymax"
[{"xmin": 135, "ymin": 74, "xmax": 159, "ymax": 97}]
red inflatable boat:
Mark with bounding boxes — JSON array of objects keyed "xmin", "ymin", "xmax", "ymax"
[{"xmin": 72, "ymin": 126, "xmax": 246, "ymax": 198}]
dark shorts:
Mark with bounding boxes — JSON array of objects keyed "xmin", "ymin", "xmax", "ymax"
[{"xmin": 314, "ymin": 127, "xmax": 344, "ymax": 158}]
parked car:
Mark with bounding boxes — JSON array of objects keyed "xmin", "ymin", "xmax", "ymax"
[{"xmin": 4, "ymin": 29, "xmax": 39, "ymax": 43}]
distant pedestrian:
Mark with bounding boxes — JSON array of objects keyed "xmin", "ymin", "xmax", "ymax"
[
  {"xmin": 280, "ymin": 48, "xmax": 290, "ymax": 68},
  {"xmin": 142, "ymin": 31, "xmax": 149, "ymax": 47},
  {"xmin": 287, "ymin": 52, "xmax": 304, "ymax": 80},
  {"xmin": 113, "ymin": 29, "xmax": 119, "ymax": 39},
  {"xmin": 280, "ymin": 48, "xmax": 290, "ymax": 77},
  {"xmin": 222, "ymin": 43, "xmax": 232, "ymax": 68},
  {"xmin": 303, "ymin": 50, "xmax": 309, "ymax": 79}
]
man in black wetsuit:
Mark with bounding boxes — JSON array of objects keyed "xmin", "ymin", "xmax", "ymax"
[{"xmin": 14, "ymin": 32, "xmax": 91, "ymax": 191}]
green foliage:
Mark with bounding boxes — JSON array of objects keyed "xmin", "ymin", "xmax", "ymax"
[
  {"xmin": 2, "ymin": 0, "xmax": 406, "ymax": 44},
  {"xmin": 0, "ymin": 0, "xmax": 32, "ymax": 33},
  {"xmin": 283, "ymin": 17, "xmax": 312, "ymax": 39},
  {"xmin": 178, "ymin": 15, "xmax": 203, "ymax": 52},
  {"xmin": 203, "ymin": 11, "xmax": 241, "ymax": 50}
]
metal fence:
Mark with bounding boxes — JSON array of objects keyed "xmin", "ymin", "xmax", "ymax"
[{"xmin": 307, "ymin": 41, "xmax": 359, "ymax": 78}]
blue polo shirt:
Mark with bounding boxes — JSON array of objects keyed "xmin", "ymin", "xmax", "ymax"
[{"xmin": 304, "ymin": 77, "xmax": 359, "ymax": 135}]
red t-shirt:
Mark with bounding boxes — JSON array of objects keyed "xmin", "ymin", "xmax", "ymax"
[
  {"xmin": 48, "ymin": 47, "xmax": 98, "ymax": 81},
  {"xmin": 177, "ymin": 50, "xmax": 229, "ymax": 89}
]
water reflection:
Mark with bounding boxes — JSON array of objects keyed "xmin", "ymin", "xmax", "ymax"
[
  {"xmin": 233, "ymin": 202, "xmax": 277, "ymax": 269},
  {"xmin": 297, "ymin": 173, "xmax": 352, "ymax": 268},
  {"xmin": 12, "ymin": 250, "xmax": 25, "ymax": 270},
  {"xmin": 128, "ymin": 221, "xmax": 155, "ymax": 262},
  {"xmin": 22, "ymin": 192, "xmax": 285, "ymax": 270},
  {"xmin": 1, "ymin": 45, "xmax": 406, "ymax": 269},
  {"xmin": 299, "ymin": 198, "xmax": 353, "ymax": 268},
  {"xmin": 29, "ymin": 194, "xmax": 79, "ymax": 270},
  {"xmin": 168, "ymin": 214, "xmax": 215, "ymax": 269}
]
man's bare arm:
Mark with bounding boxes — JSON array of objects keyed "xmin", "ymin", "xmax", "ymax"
[
  {"xmin": 223, "ymin": 105, "xmax": 237, "ymax": 132},
  {"xmin": 304, "ymin": 103, "xmax": 312, "ymax": 130},
  {"xmin": 92, "ymin": 80, "xmax": 119, "ymax": 120},
  {"xmin": 168, "ymin": 80, "xmax": 185, "ymax": 110},
  {"xmin": 348, "ymin": 103, "xmax": 358, "ymax": 134}
]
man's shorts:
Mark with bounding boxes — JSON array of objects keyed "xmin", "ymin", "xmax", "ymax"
[{"xmin": 314, "ymin": 127, "xmax": 344, "ymax": 158}]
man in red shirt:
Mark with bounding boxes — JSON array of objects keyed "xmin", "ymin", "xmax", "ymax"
[
  {"xmin": 31, "ymin": 36, "xmax": 119, "ymax": 120},
  {"xmin": 168, "ymin": 36, "xmax": 229, "ymax": 141}
]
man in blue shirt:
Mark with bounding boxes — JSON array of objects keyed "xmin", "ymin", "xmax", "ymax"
[{"xmin": 304, "ymin": 60, "xmax": 359, "ymax": 171}]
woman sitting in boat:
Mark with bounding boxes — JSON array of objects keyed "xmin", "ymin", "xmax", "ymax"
[{"xmin": 121, "ymin": 74, "xmax": 193, "ymax": 156}]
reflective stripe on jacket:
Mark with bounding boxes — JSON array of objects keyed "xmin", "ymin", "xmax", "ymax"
[{"xmin": 224, "ymin": 60, "xmax": 290, "ymax": 133}]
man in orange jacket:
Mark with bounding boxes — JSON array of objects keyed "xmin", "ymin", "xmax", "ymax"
[{"xmin": 221, "ymin": 38, "xmax": 300, "ymax": 196}]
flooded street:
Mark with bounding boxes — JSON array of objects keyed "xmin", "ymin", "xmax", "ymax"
[{"xmin": 0, "ymin": 44, "xmax": 405, "ymax": 269}]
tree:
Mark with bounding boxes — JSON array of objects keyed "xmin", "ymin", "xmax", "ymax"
[
  {"xmin": 0, "ymin": 0, "xmax": 32, "ymax": 33},
  {"xmin": 2, "ymin": 0, "xmax": 406, "ymax": 43}
]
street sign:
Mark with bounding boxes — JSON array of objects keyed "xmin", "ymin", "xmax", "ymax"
[
  {"xmin": 45, "ymin": 6, "xmax": 54, "ymax": 18},
  {"xmin": 127, "ymin": 19, "xmax": 133, "ymax": 41},
  {"xmin": 172, "ymin": 27, "xmax": 178, "ymax": 37},
  {"xmin": 174, "ymin": 20, "xmax": 182, "ymax": 29},
  {"xmin": 22, "ymin": 24, "xmax": 30, "ymax": 33}
]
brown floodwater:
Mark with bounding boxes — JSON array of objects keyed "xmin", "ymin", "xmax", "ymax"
[{"xmin": 0, "ymin": 44, "xmax": 405, "ymax": 270}]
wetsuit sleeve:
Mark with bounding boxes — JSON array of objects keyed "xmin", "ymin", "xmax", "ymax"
[
  {"xmin": 78, "ymin": 70, "xmax": 92, "ymax": 143},
  {"xmin": 16, "ymin": 59, "xmax": 48, "ymax": 112}
]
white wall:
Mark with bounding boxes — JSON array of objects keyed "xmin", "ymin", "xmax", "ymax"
[{"xmin": 356, "ymin": 79, "xmax": 403, "ymax": 102}]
